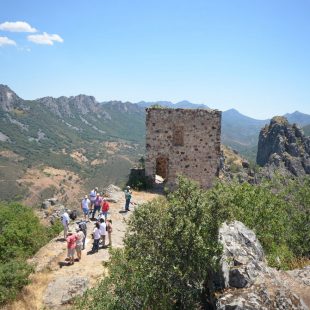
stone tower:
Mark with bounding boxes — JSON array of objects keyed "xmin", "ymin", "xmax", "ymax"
[{"xmin": 145, "ymin": 108, "xmax": 222, "ymax": 189}]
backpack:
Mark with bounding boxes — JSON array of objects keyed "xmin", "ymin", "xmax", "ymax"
[
  {"xmin": 79, "ymin": 222, "xmax": 87, "ymax": 234},
  {"xmin": 69, "ymin": 210, "xmax": 77, "ymax": 220}
]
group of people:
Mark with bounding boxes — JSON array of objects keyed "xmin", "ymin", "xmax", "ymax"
[
  {"xmin": 66, "ymin": 223, "xmax": 86, "ymax": 265},
  {"xmin": 61, "ymin": 185, "xmax": 133, "ymax": 265},
  {"xmin": 81, "ymin": 187, "xmax": 110, "ymax": 220}
]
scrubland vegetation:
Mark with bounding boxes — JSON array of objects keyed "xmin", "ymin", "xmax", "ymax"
[
  {"xmin": 0, "ymin": 203, "xmax": 62, "ymax": 305},
  {"xmin": 75, "ymin": 176, "xmax": 310, "ymax": 310}
]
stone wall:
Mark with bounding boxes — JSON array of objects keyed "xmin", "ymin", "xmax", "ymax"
[{"xmin": 145, "ymin": 108, "xmax": 221, "ymax": 189}]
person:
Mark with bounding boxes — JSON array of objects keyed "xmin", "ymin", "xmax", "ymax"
[
  {"xmin": 92, "ymin": 193, "xmax": 102, "ymax": 219},
  {"xmin": 101, "ymin": 198, "xmax": 110, "ymax": 220},
  {"xmin": 91, "ymin": 222, "xmax": 101, "ymax": 253},
  {"xmin": 99, "ymin": 218, "xmax": 107, "ymax": 248},
  {"xmin": 61, "ymin": 209, "xmax": 70, "ymax": 239},
  {"xmin": 124, "ymin": 186, "xmax": 132, "ymax": 211},
  {"xmin": 66, "ymin": 230, "xmax": 77, "ymax": 265},
  {"xmin": 75, "ymin": 227, "xmax": 85, "ymax": 261},
  {"xmin": 106, "ymin": 219, "xmax": 113, "ymax": 247},
  {"xmin": 78, "ymin": 221, "xmax": 87, "ymax": 250},
  {"xmin": 89, "ymin": 187, "xmax": 98, "ymax": 215},
  {"xmin": 81, "ymin": 195, "xmax": 90, "ymax": 220}
]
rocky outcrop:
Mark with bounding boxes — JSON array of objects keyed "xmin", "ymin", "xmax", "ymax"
[
  {"xmin": 256, "ymin": 116, "xmax": 310, "ymax": 176},
  {"xmin": 215, "ymin": 221, "xmax": 309, "ymax": 309},
  {"xmin": 36, "ymin": 94, "xmax": 109, "ymax": 118},
  {"xmin": 43, "ymin": 276, "xmax": 89, "ymax": 308},
  {"xmin": 0, "ymin": 84, "xmax": 24, "ymax": 111},
  {"xmin": 219, "ymin": 146, "xmax": 258, "ymax": 185}
]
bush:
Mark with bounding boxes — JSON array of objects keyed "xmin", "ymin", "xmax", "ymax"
[
  {"xmin": 75, "ymin": 176, "xmax": 310, "ymax": 309},
  {"xmin": 0, "ymin": 202, "xmax": 63, "ymax": 305},
  {"xmin": 76, "ymin": 177, "xmax": 224, "ymax": 309},
  {"xmin": 206, "ymin": 175, "xmax": 310, "ymax": 269},
  {"xmin": 0, "ymin": 261, "xmax": 33, "ymax": 304}
]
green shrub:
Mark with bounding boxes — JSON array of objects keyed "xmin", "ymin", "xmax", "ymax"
[
  {"xmin": 75, "ymin": 176, "xmax": 310, "ymax": 309},
  {"xmin": 0, "ymin": 261, "xmax": 33, "ymax": 304},
  {"xmin": 0, "ymin": 202, "xmax": 63, "ymax": 305},
  {"xmin": 76, "ymin": 177, "xmax": 224, "ymax": 309}
]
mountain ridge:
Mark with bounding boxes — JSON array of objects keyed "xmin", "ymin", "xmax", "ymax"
[{"xmin": 1, "ymin": 84, "xmax": 310, "ymax": 163}]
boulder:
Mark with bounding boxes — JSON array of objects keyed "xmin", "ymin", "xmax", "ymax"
[
  {"xmin": 44, "ymin": 276, "xmax": 89, "ymax": 308},
  {"xmin": 218, "ymin": 221, "xmax": 267, "ymax": 289},
  {"xmin": 215, "ymin": 221, "xmax": 309, "ymax": 309},
  {"xmin": 48, "ymin": 198, "xmax": 58, "ymax": 206},
  {"xmin": 41, "ymin": 200, "xmax": 51, "ymax": 209}
]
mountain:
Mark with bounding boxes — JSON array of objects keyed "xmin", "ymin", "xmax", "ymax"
[
  {"xmin": 284, "ymin": 111, "xmax": 310, "ymax": 127},
  {"xmin": 0, "ymin": 85, "xmax": 145, "ymax": 204},
  {"xmin": 221, "ymin": 109, "xmax": 269, "ymax": 160},
  {"xmin": 137, "ymin": 100, "xmax": 208, "ymax": 109},
  {"xmin": 1, "ymin": 84, "xmax": 310, "ymax": 203}
]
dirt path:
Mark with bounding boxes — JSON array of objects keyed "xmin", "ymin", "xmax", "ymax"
[{"xmin": 4, "ymin": 190, "xmax": 162, "ymax": 310}]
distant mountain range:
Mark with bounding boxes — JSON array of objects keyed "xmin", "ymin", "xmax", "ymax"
[
  {"xmin": 136, "ymin": 100, "xmax": 208, "ymax": 109},
  {"xmin": 0, "ymin": 84, "xmax": 309, "ymax": 202}
]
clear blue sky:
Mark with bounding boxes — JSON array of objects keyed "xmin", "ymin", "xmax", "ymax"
[{"xmin": 0, "ymin": 0, "xmax": 309, "ymax": 119}]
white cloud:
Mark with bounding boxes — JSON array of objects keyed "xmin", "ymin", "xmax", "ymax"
[
  {"xmin": 0, "ymin": 36, "xmax": 16, "ymax": 46},
  {"xmin": 0, "ymin": 21, "xmax": 37, "ymax": 33},
  {"xmin": 27, "ymin": 32, "xmax": 64, "ymax": 45}
]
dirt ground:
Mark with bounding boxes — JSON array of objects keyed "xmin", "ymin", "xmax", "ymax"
[
  {"xmin": 4, "ymin": 190, "xmax": 162, "ymax": 310},
  {"xmin": 18, "ymin": 166, "xmax": 83, "ymax": 208}
]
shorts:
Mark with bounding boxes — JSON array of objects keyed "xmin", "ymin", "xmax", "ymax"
[
  {"xmin": 75, "ymin": 244, "xmax": 82, "ymax": 252},
  {"xmin": 67, "ymin": 248, "xmax": 75, "ymax": 258},
  {"xmin": 82, "ymin": 208, "xmax": 89, "ymax": 215}
]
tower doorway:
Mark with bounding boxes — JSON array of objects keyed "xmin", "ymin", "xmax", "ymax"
[{"xmin": 156, "ymin": 156, "xmax": 168, "ymax": 182}]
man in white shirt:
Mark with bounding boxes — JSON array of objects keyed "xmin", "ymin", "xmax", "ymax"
[
  {"xmin": 61, "ymin": 210, "xmax": 70, "ymax": 239},
  {"xmin": 99, "ymin": 218, "xmax": 107, "ymax": 248},
  {"xmin": 89, "ymin": 187, "xmax": 98, "ymax": 215},
  {"xmin": 81, "ymin": 195, "xmax": 90, "ymax": 220}
]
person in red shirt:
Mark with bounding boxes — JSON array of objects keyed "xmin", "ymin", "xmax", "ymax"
[
  {"xmin": 101, "ymin": 198, "xmax": 110, "ymax": 220},
  {"xmin": 66, "ymin": 230, "xmax": 77, "ymax": 265}
]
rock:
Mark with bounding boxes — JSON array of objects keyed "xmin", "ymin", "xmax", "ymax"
[
  {"xmin": 287, "ymin": 266, "xmax": 310, "ymax": 287},
  {"xmin": 256, "ymin": 116, "xmax": 310, "ymax": 176},
  {"xmin": 44, "ymin": 276, "xmax": 89, "ymax": 308},
  {"xmin": 218, "ymin": 221, "xmax": 267, "ymax": 289},
  {"xmin": 215, "ymin": 221, "xmax": 309, "ymax": 309},
  {"xmin": 216, "ymin": 281, "xmax": 307, "ymax": 310},
  {"xmin": 241, "ymin": 160, "xmax": 250, "ymax": 169},
  {"xmin": 48, "ymin": 198, "xmax": 58, "ymax": 206},
  {"xmin": 42, "ymin": 200, "xmax": 51, "ymax": 209}
]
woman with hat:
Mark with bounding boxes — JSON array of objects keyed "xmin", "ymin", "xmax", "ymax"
[{"xmin": 66, "ymin": 229, "xmax": 77, "ymax": 265}]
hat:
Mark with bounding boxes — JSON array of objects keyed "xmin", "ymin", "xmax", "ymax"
[
  {"xmin": 68, "ymin": 229, "xmax": 73, "ymax": 234},
  {"xmin": 95, "ymin": 187, "xmax": 98, "ymax": 190},
  {"xmin": 84, "ymin": 195, "xmax": 88, "ymax": 199},
  {"xmin": 126, "ymin": 186, "xmax": 130, "ymax": 189},
  {"xmin": 96, "ymin": 193, "xmax": 100, "ymax": 196}
]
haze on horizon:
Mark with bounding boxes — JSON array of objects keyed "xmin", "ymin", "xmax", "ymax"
[{"xmin": 0, "ymin": 0, "xmax": 309, "ymax": 120}]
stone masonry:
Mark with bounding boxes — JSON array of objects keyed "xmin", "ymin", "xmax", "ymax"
[{"xmin": 145, "ymin": 108, "xmax": 222, "ymax": 189}]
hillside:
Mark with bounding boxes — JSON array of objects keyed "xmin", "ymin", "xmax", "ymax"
[
  {"xmin": 0, "ymin": 85, "xmax": 145, "ymax": 205},
  {"xmin": 1, "ymin": 84, "xmax": 310, "ymax": 204}
]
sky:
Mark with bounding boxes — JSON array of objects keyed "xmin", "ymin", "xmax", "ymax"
[{"xmin": 0, "ymin": 0, "xmax": 309, "ymax": 119}]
